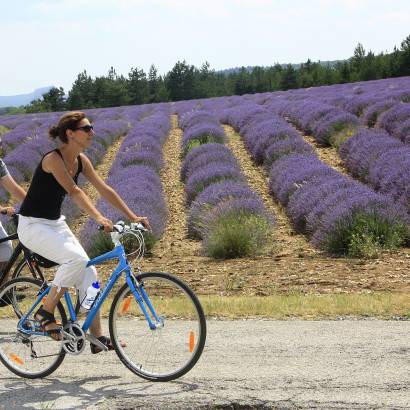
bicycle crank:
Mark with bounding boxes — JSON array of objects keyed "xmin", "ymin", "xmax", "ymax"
[{"xmin": 62, "ymin": 323, "xmax": 86, "ymax": 355}]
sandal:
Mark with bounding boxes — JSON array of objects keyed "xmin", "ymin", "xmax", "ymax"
[
  {"xmin": 90, "ymin": 336, "xmax": 126, "ymax": 354},
  {"xmin": 34, "ymin": 305, "xmax": 62, "ymax": 341}
]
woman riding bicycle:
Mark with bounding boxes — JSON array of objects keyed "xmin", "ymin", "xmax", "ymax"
[
  {"xmin": 0, "ymin": 157, "xmax": 26, "ymax": 276},
  {"xmin": 17, "ymin": 111, "xmax": 150, "ymax": 352}
]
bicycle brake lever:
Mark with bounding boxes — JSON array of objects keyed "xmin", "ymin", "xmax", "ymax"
[{"xmin": 131, "ymin": 222, "xmax": 147, "ymax": 232}]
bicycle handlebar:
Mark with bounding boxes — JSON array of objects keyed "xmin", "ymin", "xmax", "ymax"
[{"xmin": 97, "ymin": 221, "xmax": 147, "ymax": 233}]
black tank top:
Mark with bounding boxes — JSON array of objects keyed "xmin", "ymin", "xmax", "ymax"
[{"xmin": 19, "ymin": 149, "xmax": 83, "ymax": 220}]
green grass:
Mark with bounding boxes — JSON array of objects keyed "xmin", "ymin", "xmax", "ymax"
[
  {"xmin": 199, "ymin": 292, "xmax": 410, "ymax": 319},
  {"xmin": 183, "ymin": 136, "xmax": 224, "ymax": 156},
  {"xmin": 203, "ymin": 213, "xmax": 272, "ymax": 259},
  {"xmin": 86, "ymin": 230, "xmax": 156, "ymax": 259},
  {"xmin": 0, "ymin": 125, "xmax": 9, "ymax": 136},
  {"xmin": 1, "ymin": 292, "xmax": 408, "ymax": 320},
  {"xmin": 325, "ymin": 212, "xmax": 409, "ymax": 258},
  {"xmin": 81, "ymin": 292, "xmax": 410, "ymax": 319},
  {"xmin": 329, "ymin": 124, "xmax": 357, "ymax": 149}
]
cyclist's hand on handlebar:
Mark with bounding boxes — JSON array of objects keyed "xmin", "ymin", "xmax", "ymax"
[
  {"xmin": 132, "ymin": 216, "xmax": 151, "ymax": 232},
  {"xmin": 0, "ymin": 206, "xmax": 15, "ymax": 216},
  {"xmin": 96, "ymin": 216, "xmax": 113, "ymax": 232}
]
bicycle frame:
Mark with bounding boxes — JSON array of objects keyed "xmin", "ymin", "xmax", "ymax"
[
  {"xmin": 0, "ymin": 235, "xmax": 44, "ymax": 287},
  {"xmin": 17, "ymin": 243, "xmax": 162, "ymax": 337},
  {"xmin": 0, "ymin": 235, "xmax": 21, "ymax": 285}
]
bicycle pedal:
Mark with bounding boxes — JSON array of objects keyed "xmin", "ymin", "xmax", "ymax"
[{"xmin": 86, "ymin": 334, "xmax": 108, "ymax": 351}]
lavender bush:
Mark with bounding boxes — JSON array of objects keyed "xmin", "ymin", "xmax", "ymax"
[
  {"xmin": 340, "ymin": 128, "xmax": 410, "ymax": 210},
  {"xmin": 179, "ymin": 109, "xmax": 275, "ymax": 258},
  {"xmin": 80, "ymin": 107, "xmax": 170, "ymax": 257},
  {"xmin": 270, "ymin": 153, "xmax": 409, "ymax": 256},
  {"xmin": 376, "ymin": 103, "xmax": 410, "ymax": 142}
]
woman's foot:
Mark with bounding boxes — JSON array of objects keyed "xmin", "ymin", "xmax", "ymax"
[
  {"xmin": 90, "ymin": 336, "xmax": 127, "ymax": 354},
  {"xmin": 34, "ymin": 305, "xmax": 62, "ymax": 341}
]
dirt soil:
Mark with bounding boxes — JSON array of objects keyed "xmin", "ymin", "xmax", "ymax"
[{"xmin": 68, "ymin": 116, "xmax": 410, "ymax": 296}]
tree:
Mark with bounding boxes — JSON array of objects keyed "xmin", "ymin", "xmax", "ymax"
[
  {"xmin": 67, "ymin": 70, "xmax": 95, "ymax": 109},
  {"xmin": 93, "ymin": 75, "xmax": 128, "ymax": 107},
  {"xmin": 233, "ymin": 67, "xmax": 252, "ymax": 95},
  {"xmin": 350, "ymin": 43, "xmax": 366, "ymax": 80},
  {"xmin": 166, "ymin": 60, "xmax": 196, "ymax": 101},
  {"xmin": 337, "ymin": 61, "xmax": 351, "ymax": 83},
  {"xmin": 361, "ymin": 51, "xmax": 378, "ymax": 81},
  {"xmin": 280, "ymin": 64, "xmax": 298, "ymax": 90},
  {"xmin": 299, "ymin": 60, "xmax": 315, "ymax": 88},
  {"xmin": 128, "ymin": 66, "xmax": 148, "ymax": 104},
  {"xmin": 147, "ymin": 64, "xmax": 167, "ymax": 103},
  {"xmin": 42, "ymin": 87, "xmax": 66, "ymax": 111},
  {"xmin": 25, "ymin": 87, "xmax": 66, "ymax": 112},
  {"xmin": 25, "ymin": 98, "xmax": 48, "ymax": 113},
  {"xmin": 16, "ymin": 34, "xmax": 410, "ymax": 113},
  {"xmin": 196, "ymin": 61, "xmax": 214, "ymax": 98},
  {"xmin": 251, "ymin": 66, "xmax": 268, "ymax": 93},
  {"xmin": 155, "ymin": 76, "xmax": 169, "ymax": 102},
  {"xmin": 398, "ymin": 35, "xmax": 410, "ymax": 76}
]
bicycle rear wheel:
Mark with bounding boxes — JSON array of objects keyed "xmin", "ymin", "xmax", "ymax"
[
  {"xmin": 12, "ymin": 258, "xmax": 46, "ymax": 281},
  {"xmin": 0, "ymin": 277, "xmax": 67, "ymax": 378},
  {"xmin": 109, "ymin": 272, "xmax": 206, "ymax": 382}
]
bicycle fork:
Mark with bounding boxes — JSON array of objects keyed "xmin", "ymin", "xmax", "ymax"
[{"xmin": 125, "ymin": 271, "xmax": 163, "ymax": 330}]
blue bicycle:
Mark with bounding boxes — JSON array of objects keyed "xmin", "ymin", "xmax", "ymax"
[{"xmin": 0, "ymin": 222, "xmax": 206, "ymax": 381}]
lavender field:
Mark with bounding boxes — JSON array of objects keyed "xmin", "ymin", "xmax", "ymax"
[{"xmin": 1, "ymin": 76, "xmax": 410, "ymax": 293}]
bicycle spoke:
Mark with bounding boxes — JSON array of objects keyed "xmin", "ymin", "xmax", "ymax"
[
  {"xmin": 0, "ymin": 278, "xmax": 66, "ymax": 378},
  {"xmin": 109, "ymin": 272, "xmax": 206, "ymax": 381}
]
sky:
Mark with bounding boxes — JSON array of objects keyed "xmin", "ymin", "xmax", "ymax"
[{"xmin": 1, "ymin": 0, "xmax": 410, "ymax": 95}]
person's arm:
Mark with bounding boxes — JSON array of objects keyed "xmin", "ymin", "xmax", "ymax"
[
  {"xmin": 80, "ymin": 154, "xmax": 151, "ymax": 230},
  {"xmin": 43, "ymin": 152, "xmax": 113, "ymax": 231},
  {"xmin": 1, "ymin": 174, "xmax": 26, "ymax": 202}
]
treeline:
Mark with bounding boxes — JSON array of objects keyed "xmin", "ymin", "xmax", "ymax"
[{"xmin": 8, "ymin": 35, "xmax": 410, "ymax": 114}]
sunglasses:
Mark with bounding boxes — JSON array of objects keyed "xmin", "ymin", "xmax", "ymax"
[{"xmin": 74, "ymin": 125, "xmax": 94, "ymax": 133}]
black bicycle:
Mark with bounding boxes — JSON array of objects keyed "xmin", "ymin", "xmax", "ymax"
[{"xmin": 0, "ymin": 214, "xmax": 57, "ymax": 289}]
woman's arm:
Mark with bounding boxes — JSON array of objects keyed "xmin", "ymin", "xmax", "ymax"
[
  {"xmin": 43, "ymin": 152, "xmax": 113, "ymax": 231},
  {"xmin": 81, "ymin": 154, "xmax": 151, "ymax": 229},
  {"xmin": 1, "ymin": 174, "xmax": 26, "ymax": 202}
]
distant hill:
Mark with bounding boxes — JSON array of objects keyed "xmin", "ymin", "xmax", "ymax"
[
  {"xmin": 0, "ymin": 86, "xmax": 54, "ymax": 108},
  {"xmin": 218, "ymin": 60, "xmax": 345, "ymax": 75}
]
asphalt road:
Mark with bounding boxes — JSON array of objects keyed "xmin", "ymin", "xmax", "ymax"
[{"xmin": 0, "ymin": 320, "xmax": 410, "ymax": 409}]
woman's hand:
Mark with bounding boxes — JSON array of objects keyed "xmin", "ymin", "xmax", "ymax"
[
  {"xmin": 133, "ymin": 216, "xmax": 152, "ymax": 232},
  {"xmin": 0, "ymin": 206, "xmax": 15, "ymax": 216},
  {"xmin": 96, "ymin": 216, "xmax": 113, "ymax": 232}
]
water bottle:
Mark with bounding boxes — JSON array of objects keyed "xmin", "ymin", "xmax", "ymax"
[{"xmin": 81, "ymin": 281, "xmax": 100, "ymax": 310}]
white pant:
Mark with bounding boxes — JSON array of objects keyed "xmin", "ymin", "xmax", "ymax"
[
  {"xmin": 17, "ymin": 215, "xmax": 97, "ymax": 302},
  {"xmin": 0, "ymin": 221, "xmax": 12, "ymax": 262}
]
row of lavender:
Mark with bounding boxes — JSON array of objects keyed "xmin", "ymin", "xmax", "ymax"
[
  {"xmin": 219, "ymin": 101, "xmax": 409, "ymax": 257},
  {"xmin": 79, "ymin": 105, "xmax": 170, "ymax": 257},
  {"xmin": 0, "ymin": 107, "xmax": 140, "ymax": 225},
  {"xmin": 252, "ymin": 78, "xmax": 410, "ymax": 217},
  {"xmin": 0, "ymin": 107, "xmax": 132, "ymax": 183},
  {"xmin": 61, "ymin": 106, "xmax": 147, "ymax": 222},
  {"xmin": 243, "ymin": 75, "xmax": 408, "ymax": 151},
  {"xmin": 176, "ymin": 107, "xmax": 274, "ymax": 258}
]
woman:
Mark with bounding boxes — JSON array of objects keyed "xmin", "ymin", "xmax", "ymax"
[
  {"xmin": 0, "ymin": 157, "xmax": 26, "ymax": 276},
  {"xmin": 17, "ymin": 111, "xmax": 150, "ymax": 352}
]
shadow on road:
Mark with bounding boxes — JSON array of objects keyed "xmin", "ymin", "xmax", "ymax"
[{"xmin": 0, "ymin": 375, "xmax": 199, "ymax": 409}]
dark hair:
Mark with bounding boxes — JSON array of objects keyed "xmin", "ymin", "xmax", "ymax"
[{"xmin": 49, "ymin": 111, "xmax": 86, "ymax": 143}]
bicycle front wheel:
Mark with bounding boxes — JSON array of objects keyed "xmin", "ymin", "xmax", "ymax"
[
  {"xmin": 109, "ymin": 272, "xmax": 206, "ymax": 382},
  {"xmin": 0, "ymin": 277, "xmax": 67, "ymax": 378}
]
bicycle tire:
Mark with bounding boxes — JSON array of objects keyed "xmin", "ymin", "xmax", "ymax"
[
  {"xmin": 0, "ymin": 277, "xmax": 67, "ymax": 379},
  {"xmin": 109, "ymin": 272, "xmax": 206, "ymax": 382},
  {"xmin": 12, "ymin": 258, "xmax": 45, "ymax": 281}
]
